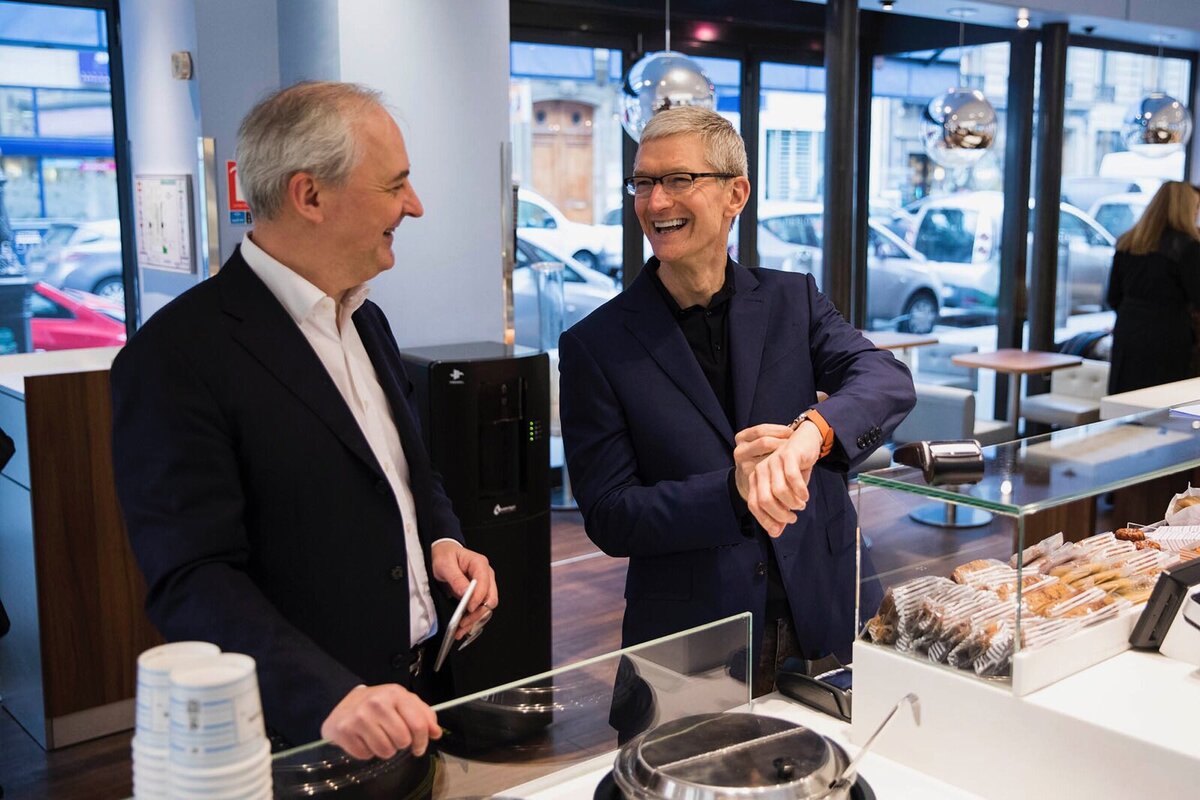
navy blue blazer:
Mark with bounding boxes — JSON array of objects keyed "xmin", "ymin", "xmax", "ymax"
[
  {"xmin": 559, "ymin": 262, "xmax": 913, "ymax": 658},
  {"xmin": 111, "ymin": 248, "xmax": 464, "ymax": 743}
]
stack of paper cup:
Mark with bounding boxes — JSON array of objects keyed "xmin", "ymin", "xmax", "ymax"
[
  {"xmin": 166, "ymin": 652, "xmax": 272, "ymax": 799},
  {"xmin": 132, "ymin": 641, "xmax": 221, "ymax": 799}
]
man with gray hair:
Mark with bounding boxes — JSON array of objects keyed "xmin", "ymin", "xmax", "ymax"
[
  {"xmin": 112, "ymin": 81, "xmax": 497, "ymax": 758},
  {"xmin": 559, "ymin": 106, "xmax": 913, "ymax": 694}
]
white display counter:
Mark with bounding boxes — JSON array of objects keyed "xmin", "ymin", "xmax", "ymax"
[{"xmin": 852, "ymin": 641, "xmax": 1200, "ymax": 799}]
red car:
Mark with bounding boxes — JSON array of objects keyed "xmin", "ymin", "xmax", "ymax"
[{"xmin": 30, "ymin": 281, "xmax": 126, "ymax": 351}]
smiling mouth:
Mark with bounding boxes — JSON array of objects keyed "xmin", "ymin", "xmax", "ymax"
[{"xmin": 652, "ymin": 219, "xmax": 687, "ymax": 233}]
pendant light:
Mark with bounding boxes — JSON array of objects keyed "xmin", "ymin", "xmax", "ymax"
[
  {"xmin": 1121, "ymin": 35, "xmax": 1193, "ymax": 158},
  {"xmin": 620, "ymin": 0, "xmax": 716, "ymax": 141},
  {"xmin": 921, "ymin": 8, "xmax": 998, "ymax": 169}
]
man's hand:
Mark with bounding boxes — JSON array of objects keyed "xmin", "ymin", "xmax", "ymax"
[
  {"xmin": 430, "ymin": 541, "xmax": 498, "ymax": 639},
  {"xmin": 735, "ymin": 421, "xmax": 824, "ymax": 537},
  {"xmin": 320, "ymin": 684, "xmax": 441, "ymax": 760},
  {"xmin": 733, "ymin": 423, "xmax": 794, "ymax": 501}
]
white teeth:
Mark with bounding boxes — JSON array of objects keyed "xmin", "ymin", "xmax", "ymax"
[{"xmin": 653, "ymin": 219, "xmax": 686, "ymax": 231}]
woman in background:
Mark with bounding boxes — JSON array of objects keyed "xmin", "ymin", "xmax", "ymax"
[{"xmin": 1106, "ymin": 180, "xmax": 1200, "ymax": 394}]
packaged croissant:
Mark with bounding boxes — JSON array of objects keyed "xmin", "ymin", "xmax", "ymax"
[
  {"xmin": 951, "ymin": 559, "xmax": 1007, "ymax": 584},
  {"xmin": 1010, "ymin": 532, "xmax": 1064, "ymax": 570},
  {"xmin": 926, "ymin": 593, "xmax": 1000, "ymax": 663},
  {"xmin": 972, "ymin": 622, "xmax": 1015, "ymax": 678},
  {"xmin": 1165, "ymin": 485, "xmax": 1200, "ymax": 526}
]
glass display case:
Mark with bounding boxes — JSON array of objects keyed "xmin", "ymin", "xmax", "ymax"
[
  {"xmin": 269, "ymin": 614, "xmax": 751, "ymax": 799},
  {"xmin": 854, "ymin": 406, "xmax": 1200, "ymax": 696}
]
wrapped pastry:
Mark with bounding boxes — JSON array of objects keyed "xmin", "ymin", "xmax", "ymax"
[
  {"xmin": 952, "ymin": 559, "xmax": 1007, "ymax": 584},
  {"xmin": 1010, "ymin": 532, "xmax": 1064, "ymax": 569}
]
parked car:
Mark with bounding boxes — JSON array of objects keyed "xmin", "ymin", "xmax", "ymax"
[
  {"xmin": 512, "ymin": 236, "xmax": 619, "ymax": 349},
  {"xmin": 29, "ymin": 281, "xmax": 126, "ymax": 351},
  {"xmin": 27, "ymin": 218, "xmax": 125, "ymax": 305},
  {"xmin": 518, "ymin": 187, "xmax": 620, "ymax": 276},
  {"xmin": 755, "ymin": 200, "xmax": 944, "ymax": 334},
  {"xmin": 909, "ymin": 191, "xmax": 1115, "ymax": 313},
  {"xmin": 1088, "ymin": 192, "xmax": 1150, "ymax": 240}
]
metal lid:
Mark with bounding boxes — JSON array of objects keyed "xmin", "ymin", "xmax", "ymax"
[{"xmin": 613, "ymin": 713, "xmax": 847, "ymax": 800}]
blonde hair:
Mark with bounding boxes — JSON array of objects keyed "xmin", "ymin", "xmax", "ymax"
[
  {"xmin": 639, "ymin": 106, "xmax": 748, "ymax": 177},
  {"xmin": 236, "ymin": 81, "xmax": 384, "ymax": 220},
  {"xmin": 1115, "ymin": 180, "xmax": 1200, "ymax": 255}
]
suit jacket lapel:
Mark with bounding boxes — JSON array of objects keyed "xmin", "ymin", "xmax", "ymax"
[
  {"xmin": 215, "ymin": 250, "xmax": 384, "ymax": 480},
  {"xmin": 729, "ymin": 264, "xmax": 769, "ymax": 431},
  {"xmin": 622, "ymin": 268, "xmax": 734, "ymax": 445},
  {"xmin": 352, "ymin": 304, "xmax": 425, "ymax": 477}
]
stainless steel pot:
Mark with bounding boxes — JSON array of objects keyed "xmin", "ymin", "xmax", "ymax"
[
  {"xmin": 610, "ymin": 694, "xmax": 919, "ymax": 800},
  {"xmin": 612, "ymin": 713, "xmax": 855, "ymax": 800}
]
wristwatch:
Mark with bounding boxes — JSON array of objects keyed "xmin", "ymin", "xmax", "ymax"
[{"xmin": 789, "ymin": 410, "xmax": 814, "ymax": 431}]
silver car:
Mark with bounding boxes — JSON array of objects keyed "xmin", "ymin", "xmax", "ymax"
[
  {"xmin": 513, "ymin": 237, "xmax": 619, "ymax": 349},
  {"xmin": 757, "ymin": 201, "xmax": 944, "ymax": 334}
]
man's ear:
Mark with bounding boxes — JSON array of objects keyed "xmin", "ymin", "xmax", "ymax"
[
  {"xmin": 286, "ymin": 172, "xmax": 324, "ymax": 224},
  {"xmin": 726, "ymin": 175, "xmax": 750, "ymax": 219}
]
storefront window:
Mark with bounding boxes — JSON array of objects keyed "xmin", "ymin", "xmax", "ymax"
[
  {"xmin": 509, "ymin": 41, "xmax": 624, "ymax": 299},
  {"xmin": 755, "ymin": 61, "xmax": 825, "ymax": 278},
  {"xmin": 869, "ymin": 42, "xmax": 1011, "ymax": 416},
  {"xmin": 0, "ymin": 1, "xmax": 126, "ymax": 354},
  {"xmin": 1056, "ymin": 45, "xmax": 1191, "ymax": 338}
]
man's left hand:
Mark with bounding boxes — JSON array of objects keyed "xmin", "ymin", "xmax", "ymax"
[
  {"xmin": 747, "ymin": 421, "xmax": 824, "ymax": 537},
  {"xmin": 430, "ymin": 541, "xmax": 498, "ymax": 639}
]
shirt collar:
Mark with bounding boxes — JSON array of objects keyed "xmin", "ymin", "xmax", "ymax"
[
  {"xmin": 647, "ymin": 256, "xmax": 737, "ymax": 316},
  {"xmin": 240, "ymin": 233, "xmax": 371, "ymax": 326}
]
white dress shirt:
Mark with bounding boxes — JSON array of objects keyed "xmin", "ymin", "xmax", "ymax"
[{"xmin": 241, "ymin": 234, "xmax": 452, "ymax": 647}]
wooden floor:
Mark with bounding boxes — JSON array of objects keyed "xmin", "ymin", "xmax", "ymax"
[{"xmin": 0, "ymin": 495, "xmax": 1112, "ymax": 798}]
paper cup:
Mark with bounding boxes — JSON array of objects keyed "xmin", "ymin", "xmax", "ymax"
[
  {"xmin": 168, "ymin": 653, "xmax": 267, "ymax": 767},
  {"xmin": 135, "ymin": 642, "xmax": 221, "ymax": 745}
]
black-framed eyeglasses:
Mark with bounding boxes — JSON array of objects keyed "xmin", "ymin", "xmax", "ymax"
[{"xmin": 623, "ymin": 172, "xmax": 737, "ymax": 197}]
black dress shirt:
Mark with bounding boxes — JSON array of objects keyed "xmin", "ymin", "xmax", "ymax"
[{"xmin": 648, "ymin": 258, "xmax": 790, "ymax": 620}]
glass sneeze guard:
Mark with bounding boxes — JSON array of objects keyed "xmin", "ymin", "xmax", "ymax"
[
  {"xmin": 860, "ymin": 406, "xmax": 1200, "ymax": 517},
  {"xmin": 269, "ymin": 613, "xmax": 752, "ymax": 798}
]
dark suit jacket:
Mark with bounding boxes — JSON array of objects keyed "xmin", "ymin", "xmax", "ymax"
[
  {"xmin": 111, "ymin": 248, "xmax": 464, "ymax": 743},
  {"xmin": 559, "ymin": 262, "xmax": 914, "ymax": 658}
]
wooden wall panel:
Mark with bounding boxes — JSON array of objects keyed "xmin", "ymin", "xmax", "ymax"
[{"xmin": 24, "ymin": 369, "xmax": 161, "ymax": 720}]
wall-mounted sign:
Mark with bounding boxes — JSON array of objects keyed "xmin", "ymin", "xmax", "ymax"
[
  {"xmin": 135, "ymin": 174, "xmax": 195, "ymax": 273},
  {"xmin": 226, "ymin": 160, "xmax": 250, "ymax": 212}
]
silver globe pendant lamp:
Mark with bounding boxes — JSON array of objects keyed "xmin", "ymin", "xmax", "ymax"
[
  {"xmin": 620, "ymin": 0, "xmax": 716, "ymax": 141},
  {"xmin": 1121, "ymin": 36, "xmax": 1193, "ymax": 158},
  {"xmin": 921, "ymin": 8, "xmax": 998, "ymax": 169}
]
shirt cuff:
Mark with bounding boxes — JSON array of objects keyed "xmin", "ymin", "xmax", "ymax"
[{"xmin": 430, "ymin": 537, "xmax": 462, "ymax": 549}]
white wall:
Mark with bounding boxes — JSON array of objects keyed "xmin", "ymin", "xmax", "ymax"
[
  {"xmin": 334, "ymin": 0, "xmax": 508, "ymax": 347},
  {"xmin": 277, "ymin": 0, "xmax": 340, "ymax": 85},
  {"xmin": 192, "ymin": 0, "xmax": 281, "ymax": 266},
  {"xmin": 117, "ymin": 0, "xmax": 204, "ymax": 320}
]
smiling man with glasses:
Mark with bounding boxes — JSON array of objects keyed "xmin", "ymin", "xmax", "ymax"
[{"xmin": 559, "ymin": 106, "xmax": 915, "ymax": 695}]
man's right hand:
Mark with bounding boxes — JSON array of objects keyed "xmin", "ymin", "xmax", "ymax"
[
  {"xmin": 320, "ymin": 684, "xmax": 441, "ymax": 760},
  {"xmin": 733, "ymin": 423, "xmax": 794, "ymax": 502}
]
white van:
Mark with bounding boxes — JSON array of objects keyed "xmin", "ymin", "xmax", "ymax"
[{"xmin": 909, "ymin": 191, "xmax": 1115, "ymax": 313}]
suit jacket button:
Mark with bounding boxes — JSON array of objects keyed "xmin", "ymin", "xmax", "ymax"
[
  {"xmin": 390, "ymin": 565, "xmax": 405, "ymax": 581},
  {"xmin": 755, "ymin": 561, "xmax": 768, "ymax": 577},
  {"xmin": 391, "ymin": 652, "xmax": 407, "ymax": 670},
  {"xmin": 376, "ymin": 480, "xmax": 389, "ymax": 495}
]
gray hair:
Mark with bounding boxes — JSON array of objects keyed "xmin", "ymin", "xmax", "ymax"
[
  {"xmin": 235, "ymin": 81, "xmax": 384, "ymax": 220},
  {"xmin": 639, "ymin": 107, "xmax": 748, "ymax": 177}
]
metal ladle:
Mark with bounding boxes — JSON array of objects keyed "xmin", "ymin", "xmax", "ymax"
[{"xmin": 816, "ymin": 692, "xmax": 921, "ymax": 798}]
